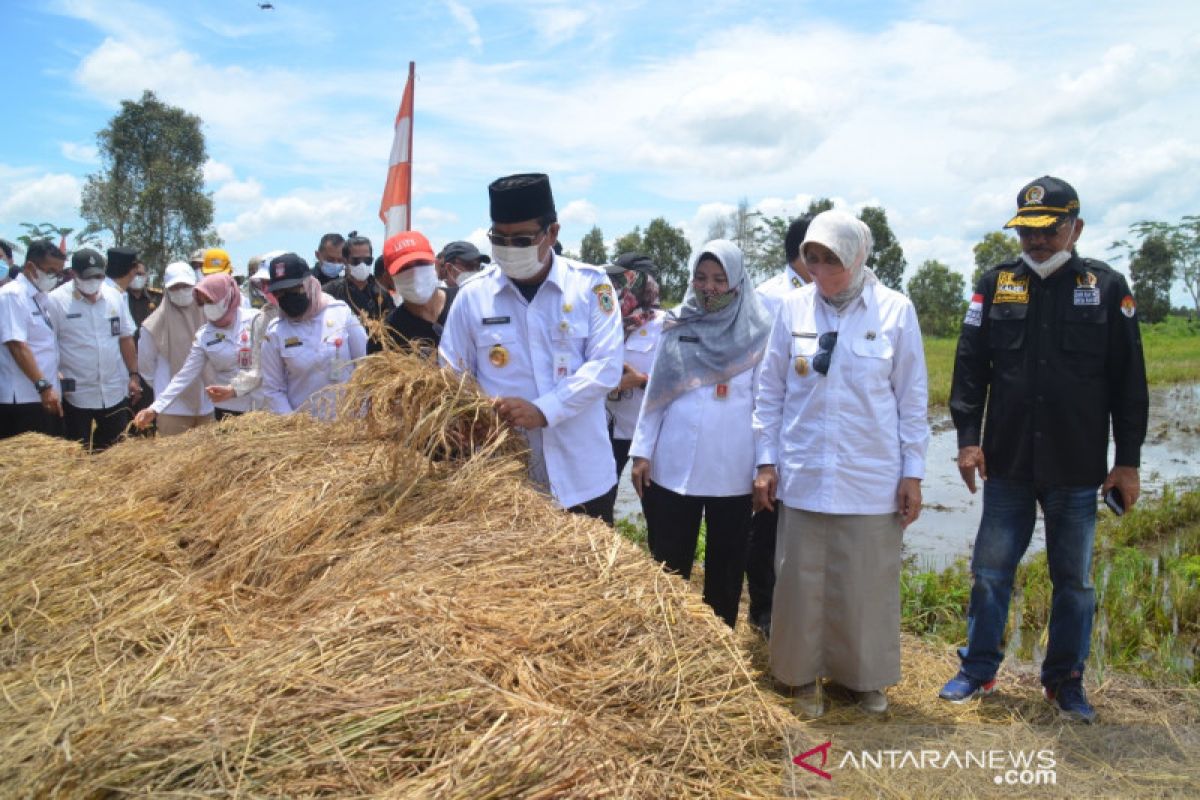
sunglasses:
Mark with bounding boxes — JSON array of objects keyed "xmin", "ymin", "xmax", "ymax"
[
  {"xmin": 812, "ymin": 332, "xmax": 838, "ymax": 376},
  {"xmin": 487, "ymin": 228, "xmax": 547, "ymax": 248}
]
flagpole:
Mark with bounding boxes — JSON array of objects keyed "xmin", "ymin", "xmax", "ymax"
[{"xmin": 405, "ymin": 61, "xmax": 414, "ymax": 231}]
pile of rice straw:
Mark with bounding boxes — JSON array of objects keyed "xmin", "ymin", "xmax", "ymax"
[{"xmin": 0, "ymin": 349, "xmax": 792, "ymax": 797}]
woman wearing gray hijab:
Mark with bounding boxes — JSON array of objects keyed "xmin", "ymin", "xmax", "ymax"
[
  {"xmin": 753, "ymin": 209, "xmax": 929, "ymax": 717},
  {"xmin": 629, "ymin": 239, "xmax": 772, "ymax": 628}
]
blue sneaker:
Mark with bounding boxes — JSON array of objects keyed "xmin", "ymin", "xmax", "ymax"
[
  {"xmin": 1044, "ymin": 677, "xmax": 1096, "ymax": 724},
  {"xmin": 938, "ymin": 671, "xmax": 997, "ymax": 703}
]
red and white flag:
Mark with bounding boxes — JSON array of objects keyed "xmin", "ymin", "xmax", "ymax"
[{"xmin": 379, "ymin": 62, "xmax": 415, "ymax": 238}]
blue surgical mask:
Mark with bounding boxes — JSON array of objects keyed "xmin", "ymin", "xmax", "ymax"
[{"xmin": 320, "ymin": 261, "xmax": 343, "ymax": 278}]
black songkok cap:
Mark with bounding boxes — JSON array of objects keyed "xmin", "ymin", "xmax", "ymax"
[
  {"xmin": 488, "ymin": 173, "xmax": 556, "ymax": 225},
  {"xmin": 106, "ymin": 246, "xmax": 138, "ymax": 278}
]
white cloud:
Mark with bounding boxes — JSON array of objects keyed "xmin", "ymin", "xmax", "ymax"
[
  {"xmin": 559, "ymin": 199, "xmax": 598, "ymax": 226},
  {"xmin": 204, "ymin": 160, "xmax": 236, "ymax": 186},
  {"xmin": 60, "ymin": 142, "xmax": 99, "ymax": 165},
  {"xmin": 441, "ymin": 0, "xmax": 483, "ymax": 50},
  {"xmin": 216, "ymin": 193, "xmax": 359, "ymax": 244},
  {"xmin": 0, "ymin": 172, "xmax": 83, "ymax": 224},
  {"xmin": 414, "ymin": 206, "xmax": 461, "ymax": 228},
  {"xmin": 214, "ymin": 179, "xmax": 265, "ymax": 207}
]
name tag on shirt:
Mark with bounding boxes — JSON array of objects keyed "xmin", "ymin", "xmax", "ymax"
[
  {"xmin": 1073, "ymin": 288, "xmax": 1100, "ymax": 306},
  {"xmin": 110, "ymin": 316, "xmax": 121, "ymax": 336},
  {"xmin": 66, "ymin": 313, "xmax": 83, "ymax": 319},
  {"xmin": 792, "ymin": 331, "xmax": 817, "ymax": 338},
  {"xmin": 680, "ymin": 335, "xmax": 699, "ymax": 343},
  {"xmin": 554, "ymin": 352, "xmax": 570, "ymax": 380},
  {"xmin": 284, "ymin": 336, "xmax": 303, "ymax": 348},
  {"xmin": 482, "ymin": 316, "xmax": 511, "ymax": 325}
]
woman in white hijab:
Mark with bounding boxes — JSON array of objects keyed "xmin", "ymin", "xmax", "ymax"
[
  {"xmin": 753, "ymin": 210, "xmax": 929, "ymax": 717},
  {"xmin": 137, "ymin": 261, "xmax": 214, "ymax": 435},
  {"xmin": 629, "ymin": 239, "xmax": 772, "ymax": 628}
]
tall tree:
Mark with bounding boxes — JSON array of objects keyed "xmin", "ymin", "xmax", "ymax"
[
  {"xmin": 806, "ymin": 197, "xmax": 834, "ymax": 215},
  {"xmin": 613, "ymin": 227, "xmax": 644, "ymax": 259},
  {"xmin": 1117, "ymin": 216, "xmax": 1200, "ymax": 318},
  {"xmin": 859, "ymin": 206, "xmax": 906, "ymax": 291},
  {"xmin": 641, "ymin": 218, "xmax": 692, "ymax": 304},
  {"xmin": 972, "ymin": 230, "xmax": 1022, "ymax": 286},
  {"xmin": 907, "ymin": 259, "xmax": 966, "ymax": 337},
  {"xmin": 1127, "ymin": 234, "xmax": 1174, "ymax": 324},
  {"xmin": 579, "ymin": 225, "xmax": 607, "ymax": 265},
  {"xmin": 80, "ymin": 90, "xmax": 217, "ymax": 273}
]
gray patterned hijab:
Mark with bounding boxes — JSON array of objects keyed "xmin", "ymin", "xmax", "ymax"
[{"xmin": 642, "ymin": 239, "xmax": 772, "ymax": 413}]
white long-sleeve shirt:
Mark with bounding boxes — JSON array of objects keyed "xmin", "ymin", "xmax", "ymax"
[
  {"xmin": 150, "ymin": 306, "xmax": 261, "ymax": 415},
  {"xmin": 754, "ymin": 278, "xmax": 929, "ymax": 515},
  {"xmin": 439, "ymin": 255, "xmax": 624, "ymax": 509},
  {"xmin": 46, "ymin": 281, "xmax": 136, "ymax": 409},
  {"xmin": 260, "ymin": 300, "xmax": 366, "ymax": 418},
  {"xmin": 606, "ymin": 309, "xmax": 665, "ymax": 441},
  {"xmin": 629, "ymin": 361, "xmax": 759, "ymax": 497}
]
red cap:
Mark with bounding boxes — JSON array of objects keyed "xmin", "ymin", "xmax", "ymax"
[{"xmin": 383, "ymin": 230, "xmax": 436, "ymax": 275}]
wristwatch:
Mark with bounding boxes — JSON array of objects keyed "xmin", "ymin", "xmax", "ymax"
[{"xmin": 34, "ymin": 378, "xmax": 52, "ymax": 394}]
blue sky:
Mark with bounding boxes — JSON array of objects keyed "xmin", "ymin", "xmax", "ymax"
[{"xmin": 2, "ymin": 0, "xmax": 1198, "ymax": 295}]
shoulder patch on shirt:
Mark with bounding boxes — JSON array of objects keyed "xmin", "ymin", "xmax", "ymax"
[
  {"xmin": 994, "ymin": 271, "xmax": 1029, "ymax": 304},
  {"xmin": 284, "ymin": 336, "xmax": 303, "ymax": 348},
  {"xmin": 593, "ymin": 283, "xmax": 615, "ymax": 314},
  {"xmin": 1120, "ymin": 295, "xmax": 1137, "ymax": 318},
  {"xmin": 482, "ymin": 316, "xmax": 510, "ymax": 325},
  {"xmin": 964, "ymin": 293, "xmax": 984, "ymax": 326}
]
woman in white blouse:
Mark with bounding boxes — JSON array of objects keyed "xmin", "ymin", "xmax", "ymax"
[
  {"xmin": 134, "ymin": 273, "xmax": 261, "ymax": 430},
  {"xmin": 629, "ymin": 240, "xmax": 772, "ymax": 628},
  {"xmin": 258, "ymin": 252, "xmax": 366, "ymax": 418},
  {"xmin": 137, "ymin": 262, "xmax": 213, "ymax": 435},
  {"xmin": 753, "ymin": 210, "xmax": 929, "ymax": 717}
]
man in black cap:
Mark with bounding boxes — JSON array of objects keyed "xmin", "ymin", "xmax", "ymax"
[
  {"xmin": 105, "ymin": 246, "xmax": 139, "ymax": 293},
  {"xmin": 439, "ymin": 173, "xmax": 624, "ymax": 523},
  {"xmin": 938, "ymin": 176, "xmax": 1148, "ymax": 724},
  {"xmin": 438, "ymin": 240, "xmax": 491, "ymax": 289},
  {"xmin": 47, "ymin": 249, "xmax": 141, "ymax": 450}
]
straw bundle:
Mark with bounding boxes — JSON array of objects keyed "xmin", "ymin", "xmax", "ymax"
[{"xmin": 0, "ymin": 350, "xmax": 791, "ymax": 797}]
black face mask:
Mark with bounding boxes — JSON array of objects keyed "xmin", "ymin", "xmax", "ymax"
[{"xmin": 278, "ymin": 293, "xmax": 310, "ymax": 319}]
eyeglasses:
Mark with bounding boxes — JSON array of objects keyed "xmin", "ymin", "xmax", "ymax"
[
  {"xmin": 487, "ymin": 228, "xmax": 547, "ymax": 248},
  {"xmin": 348, "ymin": 256, "xmax": 374, "ymax": 266},
  {"xmin": 812, "ymin": 332, "xmax": 838, "ymax": 376}
]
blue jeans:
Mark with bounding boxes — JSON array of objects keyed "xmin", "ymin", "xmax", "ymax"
[{"xmin": 959, "ymin": 478, "xmax": 1098, "ymax": 688}]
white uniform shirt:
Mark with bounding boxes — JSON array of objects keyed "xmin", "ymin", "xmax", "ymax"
[
  {"xmin": 0, "ymin": 273, "xmax": 60, "ymax": 404},
  {"xmin": 46, "ymin": 281, "xmax": 136, "ymax": 409},
  {"xmin": 439, "ymin": 255, "xmax": 624, "ymax": 509},
  {"xmin": 756, "ymin": 264, "xmax": 808, "ymax": 319},
  {"xmin": 150, "ymin": 306, "xmax": 262, "ymax": 415},
  {"xmin": 629, "ymin": 362, "xmax": 759, "ymax": 497},
  {"xmin": 753, "ymin": 278, "xmax": 930, "ymax": 515},
  {"xmin": 138, "ymin": 321, "xmax": 215, "ymax": 417},
  {"xmin": 260, "ymin": 299, "xmax": 367, "ymax": 418},
  {"xmin": 606, "ymin": 309, "xmax": 666, "ymax": 441}
]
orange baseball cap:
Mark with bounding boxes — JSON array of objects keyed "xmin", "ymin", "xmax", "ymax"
[{"xmin": 383, "ymin": 231, "xmax": 436, "ymax": 275}]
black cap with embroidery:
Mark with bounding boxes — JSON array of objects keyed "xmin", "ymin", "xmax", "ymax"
[
  {"xmin": 1004, "ymin": 176, "xmax": 1081, "ymax": 229},
  {"xmin": 72, "ymin": 248, "xmax": 106, "ymax": 279},
  {"xmin": 489, "ymin": 173, "xmax": 556, "ymax": 225},
  {"xmin": 266, "ymin": 252, "xmax": 310, "ymax": 292},
  {"xmin": 439, "ymin": 240, "xmax": 491, "ymax": 264},
  {"xmin": 605, "ymin": 252, "xmax": 657, "ymax": 276}
]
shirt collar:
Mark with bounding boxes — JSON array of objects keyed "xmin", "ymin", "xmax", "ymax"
[
  {"xmin": 786, "ymin": 264, "xmax": 807, "ymax": 288},
  {"xmin": 15, "ymin": 271, "xmax": 42, "ymax": 300}
]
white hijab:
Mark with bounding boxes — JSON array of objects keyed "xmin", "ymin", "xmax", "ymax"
[{"xmin": 803, "ymin": 210, "xmax": 875, "ymax": 312}]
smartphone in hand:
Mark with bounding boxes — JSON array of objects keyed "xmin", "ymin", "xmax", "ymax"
[{"xmin": 1104, "ymin": 487, "xmax": 1125, "ymax": 516}]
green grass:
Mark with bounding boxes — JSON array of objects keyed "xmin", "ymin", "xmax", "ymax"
[
  {"xmin": 901, "ymin": 486, "xmax": 1200, "ymax": 685},
  {"xmin": 922, "ymin": 316, "xmax": 1200, "ymax": 408}
]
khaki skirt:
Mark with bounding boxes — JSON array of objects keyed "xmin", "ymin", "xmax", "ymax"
[{"xmin": 769, "ymin": 505, "xmax": 903, "ymax": 691}]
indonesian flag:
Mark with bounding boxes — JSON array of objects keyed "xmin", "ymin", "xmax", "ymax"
[{"xmin": 379, "ymin": 62, "xmax": 415, "ymax": 238}]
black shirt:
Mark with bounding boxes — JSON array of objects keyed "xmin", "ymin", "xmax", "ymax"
[
  {"xmin": 950, "ymin": 254, "xmax": 1148, "ymax": 487},
  {"xmin": 324, "ymin": 276, "xmax": 396, "ymax": 353},
  {"xmin": 386, "ymin": 286, "xmax": 456, "ymax": 348},
  {"xmin": 126, "ymin": 288, "xmax": 162, "ymax": 341}
]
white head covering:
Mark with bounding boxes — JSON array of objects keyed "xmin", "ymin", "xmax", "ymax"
[
  {"xmin": 641, "ymin": 239, "xmax": 772, "ymax": 413},
  {"xmin": 162, "ymin": 260, "xmax": 198, "ymax": 289},
  {"xmin": 802, "ymin": 210, "xmax": 875, "ymax": 311}
]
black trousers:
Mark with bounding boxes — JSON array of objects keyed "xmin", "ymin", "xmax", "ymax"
[
  {"xmin": 0, "ymin": 401, "xmax": 63, "ymax": 440},
  {"xmin": 214, "ymin": 407, "xmax": 243, "ymax": 422},
  {"xmin": 568, "ymin": 483, "xmax": 618, "ymax": 526},
  {"xmin": 642, "ymin": 481, "xmax": 752, "ymax": 628},
  {"xmin": 611, "ymin": 437, "xmax": 632, "ymax": 482},
  {"xmin": 63, "ymin": 400, "xmax": 131, "ymax": 451},
  {"xmin": 746, "ymin": 507, "xmax": 778, "ymax": 627}
]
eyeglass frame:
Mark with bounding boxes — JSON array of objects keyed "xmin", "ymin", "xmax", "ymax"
[
  {"xmin": 486, "ymin": 226, "xmax": 549, "ymax": 249},
  {"xmin": 812, "ymin": 332, "xmax": 838, "ymax": 376}
]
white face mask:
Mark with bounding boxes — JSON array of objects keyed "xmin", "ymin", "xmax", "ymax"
[
  {"xmin": 76, "ymin": 277, "xmax": 103, "ymax": 296},
  {"xmin": 1020, "ymin": 249, "xmax": 1072, "ymax": 279},
  {"xmin": 492, "ymin": 244, "xmax": 546, "ymax": 281},
  {"xmin": 202, "ymin": 301, "xmax": 227, "ymax": 322},
  {"xmin": 320, "ymin": 260, "xmax": 343, "ymax": 278},
  {"xmin": 396, "ymin": 264, "xmax": 440, "ymax": 305},
  {"xmin": 129, "ymin": 274, "xmax": 148, "ymax": 291},
  {"xmin": 168, "ymin": 288, "xmax": 195, "ymax": 307},
  {"xmin": 30, "ymin": 266, "xmax": 60, "ymax": 294},
  {"xmin": 348, "ymin": 262, "xmax": 372, "ymax": 283}
]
